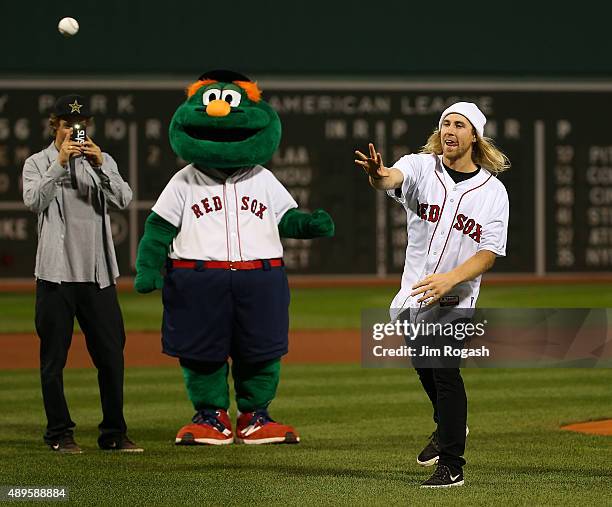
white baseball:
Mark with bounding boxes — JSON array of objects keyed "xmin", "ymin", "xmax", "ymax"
[{"xmin": 58, "ymin": 17, "xmax": 79, "ymax": 37}]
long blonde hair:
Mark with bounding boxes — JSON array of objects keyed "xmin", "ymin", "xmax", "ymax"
[{"xmin": 420, "ymin": 129, "xmax": 510, "ymax": 174}]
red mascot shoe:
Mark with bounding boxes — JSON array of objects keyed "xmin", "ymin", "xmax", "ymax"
[
  {"xmin": 235, "ymin": 409, "xmax": 300, "ymax": 445},
  {"xmin": 175, "ymin": 408, "xmax": 233, "ymax": 445}
]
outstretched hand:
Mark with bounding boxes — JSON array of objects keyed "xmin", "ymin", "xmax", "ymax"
[{"xmin": 355, "ymin": 143, "xmax": 390, "ymax": 180}]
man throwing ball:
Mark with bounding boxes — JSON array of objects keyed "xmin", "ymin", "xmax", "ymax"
[{"xmin": 356, "ymin": 102, "xmax": 510, "ymax": 488}]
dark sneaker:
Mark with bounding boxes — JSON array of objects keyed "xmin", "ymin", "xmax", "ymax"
[
  {"xmin": 420, "ymin": 464, "xmax": 464, "ymax": 488},
  {"xmin": 417, "ymin": 426, "xmax": 469, "ymax": 467},
  {"xmin": 417, "ymin": 430, "xmax": 440, "ymax": 467},
  {"xmin": 48, "ymin": 435, "xmax": 82, "ymax": 454},
  {"xmin": 100, "ymin": 436, "xmax": 144, "ymax": 452}
]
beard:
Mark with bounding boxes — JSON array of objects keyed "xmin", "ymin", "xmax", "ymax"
[{"xmin": 443, "ymin": 142, "xmax": 471, "ymax": 162}]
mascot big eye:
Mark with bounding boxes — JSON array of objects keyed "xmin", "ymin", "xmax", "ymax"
[{"xmin": 134, "ymin": 69, "xmax": 334, "ymax": 445}]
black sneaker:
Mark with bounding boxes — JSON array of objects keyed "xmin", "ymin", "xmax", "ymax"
[
  {"xmin": 417, "ymin": 426, "xmax": 469, "ymax": 467},
  {"xmin": 100, "ymin": 436, "xmax": 144, "ymax": 453},
  {"xmin": 417, "ymin": 430, "xmax": 440, "ymax": 467},
  {"xmin": 48, "ymin": 435, "xmax": 82, "ymax": 454},
  {"xmin": 420, "ymin": 464, "xmax": 464, "ymax": 488}
]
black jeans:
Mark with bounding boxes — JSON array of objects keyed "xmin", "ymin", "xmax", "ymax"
[
  {"xmin": 415, "ymin": 367, "xmax": 467, "ymax": 471},
  {"xmin": 35, "ymin": 280, "xmax": 127, "ymax": 446},
  {"xmin": 406, "ymin": 313, "xmax": 469, "ymax": 472}
]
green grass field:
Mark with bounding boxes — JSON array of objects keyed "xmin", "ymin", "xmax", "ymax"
[
  {"xmin": 0, "ymin": 366, "xmax": 610, "ymax": 505},
  {"xmin": 1, "ymin": 283, "xmax": 611, "ymax": 505},
  {"xmin": 2, "ymin": 284, "xmax": 612, "ymax": 333}
]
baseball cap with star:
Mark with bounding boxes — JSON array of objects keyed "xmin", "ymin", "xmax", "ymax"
[{"xmin": 53, "ymin": 94, "xmax": 92, "ymax": 119}]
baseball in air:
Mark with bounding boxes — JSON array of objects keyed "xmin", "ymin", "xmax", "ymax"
[{"xmin": 58, "ymin": 17, "xmax": 79, "ymax": 37}]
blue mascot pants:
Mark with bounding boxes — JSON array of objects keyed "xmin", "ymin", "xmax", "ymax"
[{"xmin": 161, "ymin": 261, "xmax": 289, "ymax": 363}]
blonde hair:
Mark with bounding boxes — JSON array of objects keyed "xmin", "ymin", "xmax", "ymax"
[{"xmin": 420, "ymin": 129, "xmax": 510, "ymax": 174}]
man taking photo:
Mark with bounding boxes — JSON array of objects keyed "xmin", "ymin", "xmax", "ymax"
[{"xmin": 22, "ymin": 94, "xmax": 141, "ymax": 453}]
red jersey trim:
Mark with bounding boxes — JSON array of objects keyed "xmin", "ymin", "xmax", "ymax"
[
  {"xmin": 432, "ymin": 173, "xmax": 493, "ymax": 274},
  {"xmin": 233, "ymin": 183, "xmax": 244, "ymax": 261},
  {"xmin": 427, "ymin": 164, "xmax": 448, "ymax": 256},
  {"xmin": 222, "ymin": 183, "xmax": 230, "ymax": 261}
]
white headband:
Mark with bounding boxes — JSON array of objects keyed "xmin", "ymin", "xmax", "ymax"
[{"xmin": 438, "ymin": 102, "xmax": 486, "ymax": 137}]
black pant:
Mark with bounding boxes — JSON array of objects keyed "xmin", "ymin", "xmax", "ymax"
[
  {"xmin": 35, "ymin": 280, "xmax": 127, "ymax": 446},
  {"xmin": 415, "ymin": 367, "xmax": 467, "ymax": 471}
]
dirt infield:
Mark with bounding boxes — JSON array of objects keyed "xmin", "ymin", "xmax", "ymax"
[
  {"xmin": 561, "ymin": 420, "xmax": 612, "ymax": 436},
  {"xmin": 0, "ymin": 330, "xmax": 361, "ymax": 369}
]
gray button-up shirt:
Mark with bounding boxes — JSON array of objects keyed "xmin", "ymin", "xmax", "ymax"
[{"xmin": 22, "ymin": 142, "xmax": 132, "ymax": 288}]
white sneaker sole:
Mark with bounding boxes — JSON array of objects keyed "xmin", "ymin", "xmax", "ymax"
[
  {"xmin": 235, "ymin": 435, "xmax": 300, "ymax": 445},
  {"xmin": 421, "ymin": 480, "xmax": 464, "ymax": 488},
  {"xmin": 417, "ymin": 456, "xmax": 439, "ymax": 467},
  {"xmin": 175, "ymin": 437, "xmax": 233, "ymax": 445}
]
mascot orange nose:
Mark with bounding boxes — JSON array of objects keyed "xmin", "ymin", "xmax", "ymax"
[{"xmin": 206, "ymin": 100, "xmax": 231, "ymax": 117}]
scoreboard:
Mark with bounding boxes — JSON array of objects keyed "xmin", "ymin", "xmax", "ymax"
[{"xmin": 1, "ymin": 79, "xmax": 611, "ymax": 277}]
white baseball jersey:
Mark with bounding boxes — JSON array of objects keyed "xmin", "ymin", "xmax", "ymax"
[
  {"xmin": 152, "ymin": 165, "xmax": 298, "ymax": 261},
  {"xmin": 387, "ymin": 153, "xmax": 509, "ymax": 321}
]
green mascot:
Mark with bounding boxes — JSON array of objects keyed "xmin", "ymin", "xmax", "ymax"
[{"xmin": 135, "ymin": 70, "xmax": 334, "ymax": 445}]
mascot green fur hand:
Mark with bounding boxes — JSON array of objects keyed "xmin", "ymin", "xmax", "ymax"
[{"xmin": 135, "ymin": 70, "xmax": 334, "ymax": 445}]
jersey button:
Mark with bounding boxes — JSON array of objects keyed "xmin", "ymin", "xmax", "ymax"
[{"xmin": 450, "ymin": 198, "xmax": 454, "ymax": 203}]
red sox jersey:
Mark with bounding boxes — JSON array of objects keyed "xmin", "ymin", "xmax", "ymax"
[
  {"xmin": 387, "ymin": 153, "xmax": 509, "ymax": 320},
  {"xmin": 152, "ymin": 165, "xmax": 298, "ymax": 261}
]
